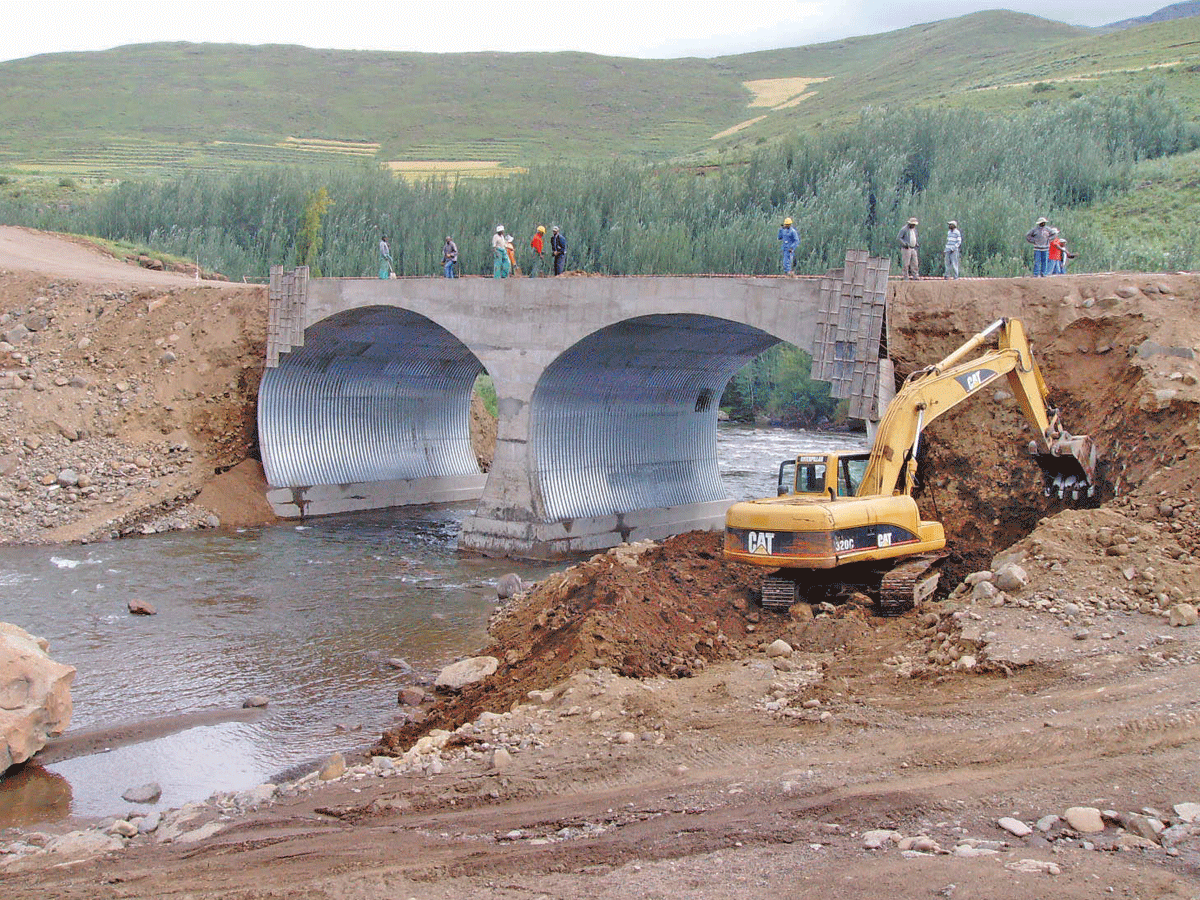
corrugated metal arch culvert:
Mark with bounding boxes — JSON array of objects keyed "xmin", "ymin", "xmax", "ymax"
[
  {"xmin": 258, "ymin": 305, "xmax": 483, "ymax": 488},
  {"xmin": 530, "ymin": 313, "xmax": 780, "ymax": 522}
]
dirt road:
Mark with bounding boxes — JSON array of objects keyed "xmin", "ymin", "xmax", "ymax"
[{"xmin": 0, "ymin": 226, "xmax": 243, "ymax": 288}]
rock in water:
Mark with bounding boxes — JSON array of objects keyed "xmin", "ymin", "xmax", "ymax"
[
  {"xmin": 496, "ymin": 573, "xmax": 524, "ymax": 600},
  {"xmin": 122, "ymin": 782, "xmax": 162, "ymax": 804},
  {"xmin": 0, "ymin": 622, "xmax": 75, "ymax": 774},
  {"xmin": 435, "ymin": 656, "xmax": 499, "ymax": 692},
  {"xmin": 127, "ymin": 599, "xmax": 157, "ymax": 616}
]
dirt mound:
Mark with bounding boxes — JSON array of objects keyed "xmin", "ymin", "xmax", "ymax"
[
  {"xmin": 379, "ymin": 532, "xmax": 767, "ymax": 748},
  {"xmin": 376, "ymin": 531, "xmax": 929, "ymax": 753}
]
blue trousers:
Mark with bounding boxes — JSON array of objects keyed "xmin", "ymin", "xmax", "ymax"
[
  {"xmin": 781, "ymin": 247, "xmax": 795, "ymax": 273},
  {"xmin": 444, "ymin": 260, "xmax": 456, "ymax": 278},
  {"xmin": 1033, "ymin": 248, "xmax": 1049, "ymax": 277}
]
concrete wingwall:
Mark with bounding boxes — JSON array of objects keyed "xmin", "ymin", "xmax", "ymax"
[{"xmin": 258, "ymin": 264, "xmax": 884, "ymax": 558}]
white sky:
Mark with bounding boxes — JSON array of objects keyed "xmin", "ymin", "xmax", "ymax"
[{"xmin": 0, "ymin": 1, "xmax": 1174, "ymax": 63}]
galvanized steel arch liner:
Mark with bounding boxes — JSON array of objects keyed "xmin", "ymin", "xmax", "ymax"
[
  {"xmin": 258, "ymin": 306, "xmax": 483, "ymax": 488},
  {"xmin": 530, "ymin": 314, "xmax": 780, "ymax": 521}
]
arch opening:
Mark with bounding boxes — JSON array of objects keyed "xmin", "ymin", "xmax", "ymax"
[
  {"xmin": 530, "ymin": 313, "xmax": 780, "ymax": 522},
  {"xmin": 258, "ymin": 305, "xmax": 485, "ymax": 513}
]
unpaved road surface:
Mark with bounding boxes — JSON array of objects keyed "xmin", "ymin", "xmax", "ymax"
[
  {"xmin": 2, "ymin": 231, "xmax": 1200, "ymax": 896},
  {"xmin": 0, "ymin": 226, "xmax": 237, "ymax": 288}
]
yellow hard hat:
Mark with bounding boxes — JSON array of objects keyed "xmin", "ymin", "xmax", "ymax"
[
  {"xmin": 783, "ymin": 217, "xmax": 793, "ymax": 226},
  {"xmin": 537, "ymin": 225, "xmax": 546, "ymax": 234}
]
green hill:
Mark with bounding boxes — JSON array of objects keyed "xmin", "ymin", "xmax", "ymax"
[{"xmin": 0, "ymin": 10, "xmax": 1198, "ymax": 179}]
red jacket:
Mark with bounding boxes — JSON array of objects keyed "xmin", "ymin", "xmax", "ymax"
[
  {"xmin": 1049, "ymin": 237, "xmax": 1066, "ymax": 262},
  {"xmin": 531, "ymin": 233, "xmax": 544, "ymax": 254}
]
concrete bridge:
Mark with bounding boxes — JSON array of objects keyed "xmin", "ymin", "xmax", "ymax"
[{"xmin": 258, "ymin": 252, "xmax": 890, "ymax": 558}]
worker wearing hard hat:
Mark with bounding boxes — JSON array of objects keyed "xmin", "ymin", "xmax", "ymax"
[
  {"xmin": 778, "ymin": 217, "xmax": 799, "ymax": 274},
  {"xmin": 530, "ymin": 225, "xmax": 546, "ymax": 277}
]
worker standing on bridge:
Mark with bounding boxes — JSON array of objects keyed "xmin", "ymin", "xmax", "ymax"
[
  {"xmin": 550, "ymin": 226, "xmax": 567, "ymax": 276},
  {"xmin": 898, "ymin": 217, "xmax": 920, "ymax": 280},
  {"xmin": 492, "ymin": 226, "xmax": 510, "ymax": 279},
  {"xmin": 530, "ymin": 225, "xmax": 546, "ymax": 276},
  {"xmin": 442, "ymin": 236, "xmax": 458, "ymax": 278},
  {"xmin": 778, "ymin": 217, "xmax": 799, "ymax": 274},
  {"xmin": 943, "ymin": 220, "xmax": 962, "ymax": 280},
  {"xmin": 379, "ymin": 234, "xmax": 394, "ymax": 279},
  {"xmin": 1026, "ymin": 216, "xmax": 1052, "ymax": 277}
]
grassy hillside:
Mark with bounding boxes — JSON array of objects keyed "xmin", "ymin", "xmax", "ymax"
[{"xmin": 0, "ymin": 10, "xmax": 1197, "ymax": 180}]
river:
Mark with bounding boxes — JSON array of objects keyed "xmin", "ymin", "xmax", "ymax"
[{"xmin": 0, "ymin": 425, "xmax": 864, "ymax": 827}]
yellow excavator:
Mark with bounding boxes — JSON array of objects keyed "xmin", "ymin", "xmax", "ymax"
[{"xmin": 723, "ymin": 318, "xmax": 1097, "ymax": 614}]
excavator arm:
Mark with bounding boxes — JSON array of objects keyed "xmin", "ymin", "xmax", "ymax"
[{"xmin": 857, "ymin": 318, "xmax": 1096, "ymax": 500}]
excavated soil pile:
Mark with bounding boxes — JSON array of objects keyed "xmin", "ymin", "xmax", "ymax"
[{"xmin": 377, "ymin": 531, "xmax": 923, "ymax": 752}]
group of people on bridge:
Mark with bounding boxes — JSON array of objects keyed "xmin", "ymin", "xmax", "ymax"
[
  {"xmin": 777, "ymin": 214, "xmax": 1076, "ymax": 280},
  {"xmin": 376, "ymin": 227, "xmax": 567, "ymax": 279}
]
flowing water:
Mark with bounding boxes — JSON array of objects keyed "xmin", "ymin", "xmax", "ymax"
[{"xmin": 0, "ymin": 425, "xmax": 864, "ymax": 827}]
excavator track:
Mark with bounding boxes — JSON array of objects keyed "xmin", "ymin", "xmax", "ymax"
[{"xmin": 877, "ymin": 553, "xmax": 946, "ymax": 616}]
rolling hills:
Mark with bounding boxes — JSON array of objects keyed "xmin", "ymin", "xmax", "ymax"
[{"xmin": 0, "ymin": 9, "xmax": 1198, "ymax": 180}]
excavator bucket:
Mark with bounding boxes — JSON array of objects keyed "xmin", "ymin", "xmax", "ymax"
[{"xmin": 1031, "ymin": 434, "xmax": 1097, "ymax": 501}]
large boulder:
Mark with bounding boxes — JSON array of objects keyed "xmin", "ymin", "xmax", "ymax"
[
  {"xmin": 0, "ymin": 623, "xmax": 75, "ymax": 773},
  {"xmin": 434, "ymin": 656, "xmax": 498, "ymax": 692}
]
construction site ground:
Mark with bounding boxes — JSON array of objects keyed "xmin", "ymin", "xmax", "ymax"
[{"xmin": 1, "ymin": 227, "xmax": 1199, "ymax": 898}]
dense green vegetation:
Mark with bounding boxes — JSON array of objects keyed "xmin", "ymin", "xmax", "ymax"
[
  {"xmin": 721, "ymin": 345, "xmax": 838, "ymax": 427},
  {"xmin": 2, "ymin": 83, "xmax": 1192, "ymax": 280}
]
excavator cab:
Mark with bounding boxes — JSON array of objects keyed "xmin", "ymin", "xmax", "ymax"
[{"xmin": 778, "ymin": 453, "xmax": 870, "ymax": 497}]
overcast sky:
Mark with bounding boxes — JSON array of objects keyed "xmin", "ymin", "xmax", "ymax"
[{"xmin": 0, "ymin": 1, "xmax": 1174, "ymax": 63}]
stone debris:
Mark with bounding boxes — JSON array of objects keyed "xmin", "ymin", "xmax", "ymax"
[
  {"xmin": 766, "ymin": 639, "xmax": 793, "ymax": 658},
  {"xmin": 1064, "ymin": 806, "xmax": 1105, "ymax": 833},
  {"xmin": 318, "ymin": 752, "xmax": 346, "ymax": 781},
  {"xmin": 997, "ymin": 816, "xmax": 1032, "ymax": 837},
  {"xmin": 435, "ymin": 655, "xmax": 499, "ymax": 692},
  {"xmin": 1006, "ymin": 858, "xmax": 1062, "ymax": 875}
]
